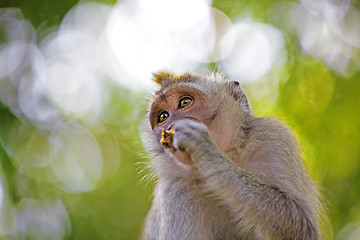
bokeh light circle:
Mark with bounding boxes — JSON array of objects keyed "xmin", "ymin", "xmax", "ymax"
[
  {"xmin": 221, "ymin": 21, "xmax": 285, "ymax": 83},
  {"xmin": 49, "ymin": 122, "xmax": 103, "ymax": 193}
]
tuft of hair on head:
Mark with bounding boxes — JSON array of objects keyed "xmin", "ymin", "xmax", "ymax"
[
  {"xmin": 152, "ymin": 71, "xmax": 194, "ymax": 88},
  {"xmin": 152, "ymin": 72, "xmax": 174, "ymax": 85}
]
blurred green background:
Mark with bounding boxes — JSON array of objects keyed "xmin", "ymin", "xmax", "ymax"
[{"xmin": 0, "ymin": 0, "xmax": 360, "ymax": 239}]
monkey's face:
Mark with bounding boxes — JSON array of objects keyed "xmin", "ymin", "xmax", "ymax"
[{"xmin": 149, "ymin": 85, "xmax": 219, "ymax": 166}]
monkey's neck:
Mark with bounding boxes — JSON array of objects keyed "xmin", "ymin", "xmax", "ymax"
[{"xmin": 225, "ymin": 124, "xmax": 251, "ymax": 164}]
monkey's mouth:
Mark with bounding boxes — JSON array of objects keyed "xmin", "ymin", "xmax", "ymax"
[
  {"xmin": 160, "ymin": 128, "xmax": 195, "ymax": 168},
  {"xmin": 166, "ymin": 144, "xmax": 195, "ymax": 169}
]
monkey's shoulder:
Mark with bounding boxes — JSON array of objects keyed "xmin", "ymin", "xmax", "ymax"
[
  {"xmin": 242, "ymin": 116, "xmax": 302, "ymax": 168},
  {"xmin": 247, "ymin": 116, "xmax": 299, "ymax": 145}
]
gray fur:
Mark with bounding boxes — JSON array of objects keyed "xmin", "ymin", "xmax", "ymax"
[{"xmin": 141, "ymin": 73, "xmax": 322, "ymax": 240}]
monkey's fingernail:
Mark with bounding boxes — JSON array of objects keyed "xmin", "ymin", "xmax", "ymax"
[{"xmin": 178, "ymin": 145, "xmax": 185, "ymax": 152}]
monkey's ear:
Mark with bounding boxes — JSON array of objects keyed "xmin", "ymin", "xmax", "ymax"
[{"xmin": 229, "ymin": 81, "xmax": 250, "ymax": 113}]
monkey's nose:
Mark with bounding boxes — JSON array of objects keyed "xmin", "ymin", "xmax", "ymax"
[{"xmin": 169, "ymin": 118, "xmax": 200, "ymax": 131}]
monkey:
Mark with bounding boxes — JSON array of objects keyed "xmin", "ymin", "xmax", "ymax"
[{"xmin": 140, "ymin": 72, "xmax": 322, "ymax": 240}]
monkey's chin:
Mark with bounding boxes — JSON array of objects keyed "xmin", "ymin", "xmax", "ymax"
[{"xmin": 167, "ymin": 148, "xmax": 195, "ymax": 170}]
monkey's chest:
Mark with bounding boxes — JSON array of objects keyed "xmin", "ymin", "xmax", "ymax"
[{"xmin": 156, "ymin": 183, "xmax": 238, "ymax": 240}]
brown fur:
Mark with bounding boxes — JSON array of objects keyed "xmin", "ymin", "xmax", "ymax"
[{"xmin": 141, "ymin": 72, "xmax": 322, "ymax": 240}]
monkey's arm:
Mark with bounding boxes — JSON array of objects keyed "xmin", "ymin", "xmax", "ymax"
[{"xmin": 173, "ymin": 119, "xmax": 320, "ymax": 240}]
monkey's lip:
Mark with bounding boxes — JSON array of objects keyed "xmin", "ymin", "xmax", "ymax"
[
  {"xmin": 160, "ymin": 118, "xmax": 199, "ymax": 149},
  {"xmin": 168, "ymin": 147, "xmax": 194, "ymax": 167}
]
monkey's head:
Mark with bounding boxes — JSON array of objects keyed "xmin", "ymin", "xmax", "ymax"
[{"xmin": 142, "ymin": 72, "xmax": 250, "ymax": 177}]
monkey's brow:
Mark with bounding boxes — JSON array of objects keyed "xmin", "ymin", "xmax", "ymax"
[{"xmin": 154, "ymin": 90, "xmax": 167, "ymax": 100}]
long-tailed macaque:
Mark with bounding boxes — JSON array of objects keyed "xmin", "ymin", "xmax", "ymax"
[{"xmin": 141, "ymin": 72, "xmax": 322, "ymax": 240}]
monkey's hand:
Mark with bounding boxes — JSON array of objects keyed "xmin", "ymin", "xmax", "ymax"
[{"xmin": 173, "ymin": 119, "xmax": 221, "ymax": 161}]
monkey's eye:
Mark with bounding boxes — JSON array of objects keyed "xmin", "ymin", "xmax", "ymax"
[
  {"xmin": 178, "ymin": 97, "xmax": 193, "ymax": 109},
  {"xmin": 157, "ymin": 111, "xmax": 169, "ymax": 123}
]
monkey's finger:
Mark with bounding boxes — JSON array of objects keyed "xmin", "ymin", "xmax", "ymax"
[{"xmin": 174, "ymin": 119, "xmax": 209, "ymax": 137}]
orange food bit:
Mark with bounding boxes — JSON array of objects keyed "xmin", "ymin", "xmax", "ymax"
[{"xmin": 160, "ymin": 129, "xmax": 175, "ymax": 148}]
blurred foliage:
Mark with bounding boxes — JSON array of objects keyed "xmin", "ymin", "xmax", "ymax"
[
  {"xmin": 0, "ymin": 0, "xmax": 360, "ymax": 239},
  {"xmin": 0, "ymin": 0, "xmax": 79, "ymax": 28},
  {"xmin": 0, "ymin": 83, "xmax": 152, "ymax": 239}
]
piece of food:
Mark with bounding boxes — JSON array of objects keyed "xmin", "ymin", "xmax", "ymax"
[{"xmin": 160, "ymin": 129, "xmax": 175, "ymax": 148}]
